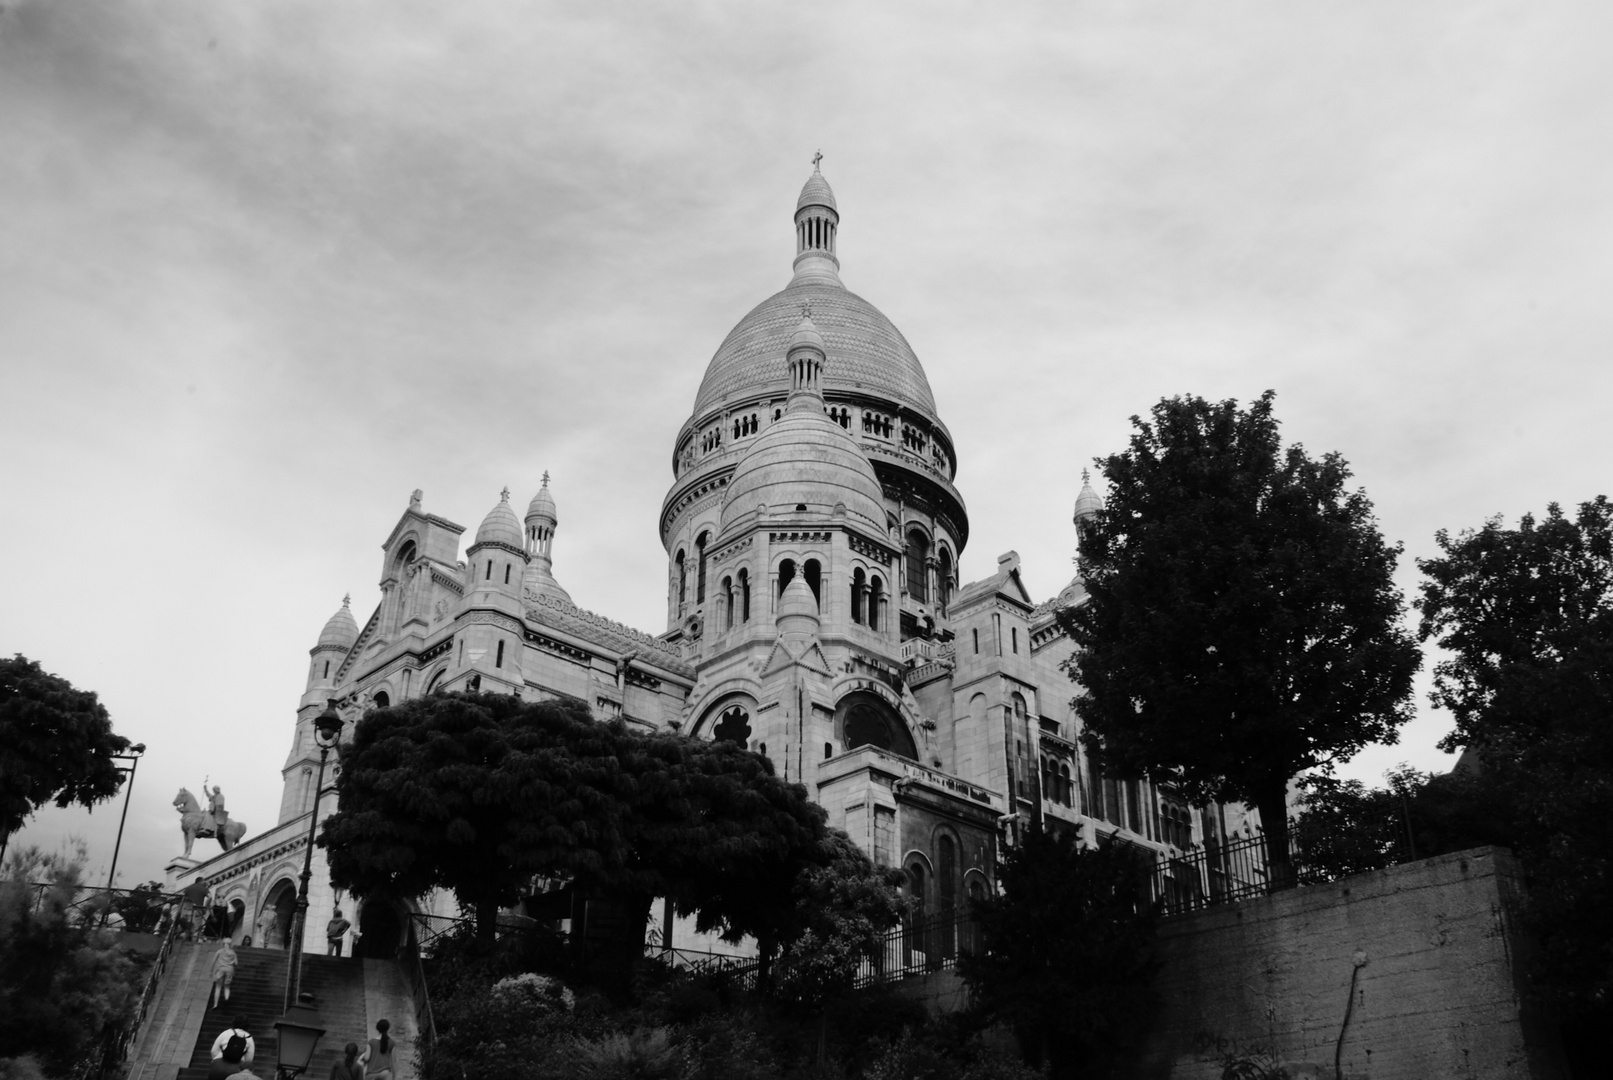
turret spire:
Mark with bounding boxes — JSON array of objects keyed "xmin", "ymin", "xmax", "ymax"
[{"xmin": 792, "ymin": 158, "xmax": 841, "ymax": 286}]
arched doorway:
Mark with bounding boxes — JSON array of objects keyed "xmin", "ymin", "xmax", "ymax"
[
  {"xmin": 836, "ymin": 691, "xmax": 919, "ymax": 760},
  {"xmin": 355, "ymin": 901, "xmax": 404, "ymax": 960},
  {"xmin": 229, "ymin": 898, "xmax": 246, "ymax": 944},
  {"xmin": 261, "ymin": 879, "xmax": 297, "ymax": 951}
]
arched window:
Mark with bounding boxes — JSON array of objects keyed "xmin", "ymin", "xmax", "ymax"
[
  {"xmin": 868, "ymin": 575, "xmax": 883, "ymax": 631},
  {"xmin": 696, "ymin": 532, "xmax": 709, "ymax": 604},
  {"xmin": 1126, "ymin": 781, "xmax": 1142, "ymax": 834},
  {"xmin": 372, "ymin": 691, "xmax": 390, "ymax": 709},
  {"xmin": 936, "ymin": 548, "xmax": 952, "ymax": 611},
  {"xmin": 485, "ymin": 560, "xmax": 493, "ymax": 580},
  {"xmin": 738, "ymin": 569, "xmax": 751, "ymax": 622},
  {"xmin": 1059, "ymin": 763, "xmax": 1073, "ymax": 807},
  {"xmin": 713, "ymin": 705, "xmax": 751, "ymax": 746},
  {"xmin": 1040, "ymin": 757, "xmax": 1052, "ymax": 802},
  {"xmin": 851, "ymin": 568, "xmax": 867, "ymax": 624},
  {"xmin": 972, "ymin": 628, "xmax": 979, "ymax": 654},
  {"xmin": 722, "ymin": 576, "xmax": 734, "ymax": 629},
  {"xmin": 675, "ymin": 550, "xmax": 687, "ymax": 611},
  {"xmin": 803, "ymin": 558, "xmax": 821, "ymax": 605},
  {"xmin": 838, "ymin": 692, "xmax": 919, "ymax": 759},
  {"xmin": 777, "ymin": 558, "xmax": 796, "ymax": 598},
  {"xmin": 504, "ymin": 563, "xmax": 511, "ymax": 584},
  {"xmin": 905, "ymin": 529, "xmax": 929, "ymax": 603}
]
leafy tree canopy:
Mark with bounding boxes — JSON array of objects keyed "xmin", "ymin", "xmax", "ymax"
[
  {"xmin": 0, "ymin": 655, "xmax": 131, "ymax": 845},
  {"xmin": 959, "ymin": 828, "xmax": 1158, "ymax": 1079},
  {"xmin": 1058, "ymin": 391, "xmax": 1419, "ymax": 877},
  {"xmin": 1, "ymin": 844, "xmax": 139, "ymax": 1078},
  {"xmin": 319, "ymin": 692, "xmax": 837, "ymax": 943},
  {"xmin": 1416, "ymin": 497, "xmax": 1613, "ymax": 1028},
  {"xmin": 774, "ymin": 833, "xmax": 910, "ymax": 1008},
  {"xmin": 1417, "ymin": 495, "xmax": 1613, "ymax": 750}
]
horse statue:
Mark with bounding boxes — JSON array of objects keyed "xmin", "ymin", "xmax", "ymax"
[{"xmin": 174, "ymin": 788, "xmax": 247, "ymax": 857}]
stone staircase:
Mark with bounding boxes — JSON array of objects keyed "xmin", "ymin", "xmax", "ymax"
[{"xmin": 174, "ymin": 950, "xmax": 370, "ymax": 1080}]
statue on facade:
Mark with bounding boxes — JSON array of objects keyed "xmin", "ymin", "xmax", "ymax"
[{"xmin": 173, "ymin": 787, "xmax": 248, "ymax": 857}]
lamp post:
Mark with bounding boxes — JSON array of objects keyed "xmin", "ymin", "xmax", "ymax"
[
  {"xmin": 273, "ymin": 1000, "xmax": 328, "ymax": 1080},
  {"xmin": 284, "ymin": 705, "xmax": 344, "ymax": 1013},
  {"xmin": 102, "ymin": 743, "xmax": 146, "ymax": 926}
]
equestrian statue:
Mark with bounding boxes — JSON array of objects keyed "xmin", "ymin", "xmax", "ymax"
[{"xmin": 174, "ymin": 785, "xmax": 247, "ymax": 857}]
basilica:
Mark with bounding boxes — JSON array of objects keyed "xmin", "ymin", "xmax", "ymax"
[{"xmin": 168, "ymin": 165, "xmax": 1255, "ymax": 957}]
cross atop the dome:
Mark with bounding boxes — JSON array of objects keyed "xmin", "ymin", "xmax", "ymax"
[
  {"xmin": 812, "ymin": 149, "xmax": 822, "ymax": 170},
  {"xmin": 500, "ymin": 486, "xmax": 511, "ymax": 502},
  {"xmin": 1082, "ymin": 468, "xmax": 1090, "ymax": 483},
  {"xmin": 342, "ymin": 592, "xmax": 351, "ymax": 607},
  {"xmin": 541, "ymin": 470, "xmax": 550, "ymax": 488}
]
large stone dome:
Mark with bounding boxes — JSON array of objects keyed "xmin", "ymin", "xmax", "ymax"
[
  {"xmin": 717, "ymin": 402, "xmax": 887, "ymax": 541},
  {"xmin": 692, "ymin": 280, "xmax": 937, "ymax": 422}
]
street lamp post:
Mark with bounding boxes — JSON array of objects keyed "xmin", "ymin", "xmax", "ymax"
[
  {"xmin": 102, "ymin": 743, "xmax": 147, "ymax": 926},
  {"xmin": 284, "ymin": 706, "xmax": 344, "ymax": 1013}
]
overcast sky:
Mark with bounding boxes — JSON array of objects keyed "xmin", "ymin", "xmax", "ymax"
[{"xmin": 4, "ymin": 0, "xmax": 1609, "ymax": 889}]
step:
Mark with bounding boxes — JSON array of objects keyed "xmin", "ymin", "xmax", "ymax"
[{"xmin": 174, "ymin": 949, "xmax": 371, "ymax": 1080}]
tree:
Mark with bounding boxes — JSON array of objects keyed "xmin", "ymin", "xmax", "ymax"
[
  {"xmin": 0, "ymin": 656, "xmax": 131, "ymax": 857},
  {"xmin": 319, "ymin": 691, "xmax": 837, "ymax": 946},
  {"xmin": 1058, "ymin": 391, "xmax": 1420, "ymax": 884},
  {"xmin": 1416, "ymin": 497, "xmax": 1613, "ymax": 1037},
  {"xmin": 959, "ymin": 828, "xmax": 1158, "ymax": 1079},
  {"xmin": 0, "ymin": 844, "xmax": 139, "ymax": 1078},
  {"xmin": 772, "ymin": 833, "xmax": 910, "ymax": 1062}
]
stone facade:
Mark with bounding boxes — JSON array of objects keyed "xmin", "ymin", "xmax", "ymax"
[{"xmin": 167, "ymin": 165, "xmax": 1254, "ymax": 955}]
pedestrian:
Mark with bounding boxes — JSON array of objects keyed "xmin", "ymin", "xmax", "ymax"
[
  {"xmin": 329, "ymin": 1042, "xmax": 363, "ymax": 1080},
  {"xmin": 180, "ymin": 879, "xmax": 209, "ymax": 941},
  {"xmin": 357, "ymin": 1019, "xmax": 395, "ymax": 1080},
  {"xmin": 208, "ymin": 1017, "xmax": 254, "ymax": 1079},
  {"xmin": 210, "ymin": 939, "xmax": 238, "ymax": 1008},
  {"xmin": 326, "ymin": 907, "xmax": 352, "ymax": 956}
]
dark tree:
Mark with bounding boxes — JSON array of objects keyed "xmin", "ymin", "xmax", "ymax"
[
  {"xmin": 1059, "ymin": 391, "xmax": 1419, "ymax": 883},
  {"xmin": 319, "ymin": 692, "xmax": 836, "ymax": 946},
  {"xmin": 1417, "ymin": 497, "xmax": 1613, "ymax": 1036},
  {"xmin": 0, "ymin": 845, "xmax": 139, "ymax": 1078},
  {"xmin": 959, "ymin": 828, "xmax": 1158, "ymax": 1079},
  {"xmin": 0, "ymin": 656, "xmax": 131, "ymax": 854}
]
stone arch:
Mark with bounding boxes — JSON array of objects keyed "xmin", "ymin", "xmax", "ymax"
[
  {"xmin": 423, "ymin": 665, "xmax": 447, "ymax": 695},
  {"xmin": 691, "ymin": 690, "xmax": 760, "ymax": 742},
  {"xmin": 835, "ymin": 690, "xmax": 919, "ymax": 760},
  {"xmin": 259, "ymin": 876, "xmax": 299, "ymax": 951}
]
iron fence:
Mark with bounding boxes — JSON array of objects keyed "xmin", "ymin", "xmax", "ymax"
[{"xmin": 20, "ymin": 882, "xmax": 181, "ymax": 933}]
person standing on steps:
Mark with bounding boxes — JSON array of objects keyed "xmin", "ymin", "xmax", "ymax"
[
  {"xmin": 329, "ymin": 1042, "xmax": 363, "ymax": 1080},
  {"xmin": 209, "ymin": 939, "xmax": 238, "ymax": 1008},
  {"xmin": 325, "ymin": 907, "xmax": 352, "ymax": 956},
  {"xmin": 180, "ymin": 879, "xmax": 209, "ymax": 942},
  {"xmin": 208, "ymin": 1016, "xmax": 255, "ymax": 1079},
  {"xmin": 357, "ymin": 1019, "xmax": 395, "ymax": 1080}
]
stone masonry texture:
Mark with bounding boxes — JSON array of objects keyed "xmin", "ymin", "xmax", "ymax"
[{"xmin": 1132, "ymin": 846, "xmax": 1567, "ymax": 1080}]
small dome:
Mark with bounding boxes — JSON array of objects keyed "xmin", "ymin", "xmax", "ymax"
[
  {"xmin": 475, "ymin": 488, "xmax": 524, "ymax": 548},
  {"xmin": 527, "ymin": 472, "xmax": 557, "ymax": 525},
  {"xmin": 789, "ymin": 313, "xmax": 826, "ymax": 354},
  {"xmin": 717, "ymin": 408, "xmax": 887, "ymax": 540},
  {"xmin": 521, "ymin": 556, "xmax": 573, "ymax": 605},
  {"xmin": 317, "ymin": 594, "xmax": 358, "ymax": 649},
  {"xmin": 797, "ymin": 168, "xmax": 837, "ymax": 213},
  {"xmin": 1074, "ymin": 470, "xmax": 1104, "ymax": 525},
  {"xmin": 776, "ymin": 574, "xmax": 820, "ymax": 642}
]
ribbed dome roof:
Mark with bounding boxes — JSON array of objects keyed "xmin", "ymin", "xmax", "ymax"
[
  {"xmin": 474, "ymin": 489, "xmax": 524, "ymax": 548},
  {"xmin": 797, "ymin": 170, "xmax": 837, "ymax": 213},
  {"xmin": 316, "ymin": 595, "xmax": 358, "ymax": 649},
  {"xmin": 522, "ymin": 556, "xmax": 572, "ymax": 605},
  {"xmin": 1073, "ymin": 470, "xmax": 1104, "ymax": 524},
  {"xmin": 527, "ymin": 474, "xmax": 557, "ymax": 524},
  {"xmin": 717, "ymin": 407, "xmax": 887, "ymax": 540},
  {"xmin": 693, "ymin": 281, "xmax": 936, "ymax": 422}
]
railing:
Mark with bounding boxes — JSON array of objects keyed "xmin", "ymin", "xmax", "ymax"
[
  {"xmin": 1145, "ymin": 815, "xmax": 1417, "ymax": 918},
  {"xmin": 645, "ymin": 944, "xmax": 760, "ymax": 989},
  {"xmin": 23, "ymin": 882, "xmax": 181, "ymax": 933},
  {"xmin": 851, "ymin": 910, "xmax": 980, "ymax": 989},
  {"xmin": 402, "ymin": 914, "xmax": 439, "ymax": 1049},
  {"xmin": 79, "ymin": 899, "xmax": 185, "ymax": 1080}
]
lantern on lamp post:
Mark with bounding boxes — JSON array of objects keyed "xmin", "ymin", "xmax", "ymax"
[{"xmin": 273, "ymin": 1000, "xmax": 327, "ymax": 1080}]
